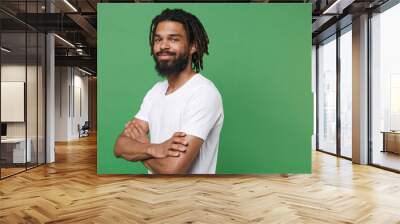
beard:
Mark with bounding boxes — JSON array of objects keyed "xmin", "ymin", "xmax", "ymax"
[{"xmin": 153, "ymin": 49, "xmax": 190, "ymax": 77}]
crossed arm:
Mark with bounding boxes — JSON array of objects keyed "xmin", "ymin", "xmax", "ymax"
[{"xmin": 114, "ymin": 118, "xmax": 204, "ymax": 174}]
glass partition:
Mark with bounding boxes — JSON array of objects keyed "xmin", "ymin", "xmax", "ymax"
[
  {"xmin": 0, "ymin": 1, "xmax": 46, "ymax": 179},
  {"xmin": 317, "ymin": 35, "xmax": 337, "ymax": 155},
  {"xmin": 339, "ymin": 27, "xmax": 352, "ymax": 158},
  {"xmin": 371, "ymin": 4, "xmax": 400, "ymax": 171},
  {"xmin": 1, "ymin": 30, "xmax": 28, "ymax": 177}
]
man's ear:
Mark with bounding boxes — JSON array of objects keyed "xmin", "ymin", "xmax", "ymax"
[{"xmin": 190, "ymin": 43, "xmax": 197, "ymax": 55}]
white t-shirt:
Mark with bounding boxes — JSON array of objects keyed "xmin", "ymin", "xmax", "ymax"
[{"xmin": 135, "ymin": 73, "xmax": 224, "ymax": 174}]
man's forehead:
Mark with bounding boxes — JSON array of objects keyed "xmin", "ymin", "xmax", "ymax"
[{"xmin": 155, "ymin": 21, "xmax": 186, "ymax": 36}]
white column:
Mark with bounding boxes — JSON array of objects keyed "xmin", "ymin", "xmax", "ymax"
[
  {"xmin": 312, "ymin": 45, "xmax": 317, "ymax": 150},
  {"xmin": 46, "ymin": 1, "xmax": 55, "ymax": 163},
  {"xmin": 352, "ymin": 14, "xmax": 369, "ymax": 164}
]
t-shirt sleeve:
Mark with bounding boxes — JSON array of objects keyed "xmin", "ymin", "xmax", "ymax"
[
  {"xmin": 180, "ymin": 86, "xmax": 223, "ymax": 141},
  {"xmin": 135, "ymin": 84, "xmax": 157, "ymax": 122}
]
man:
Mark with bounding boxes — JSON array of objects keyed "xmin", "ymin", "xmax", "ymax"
[{"xmin": 114, "ymin": 8, "xmax": 224, "ymax": 174}]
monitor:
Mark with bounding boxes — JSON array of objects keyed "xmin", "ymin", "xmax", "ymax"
[{"xmin": 1, "ymin": 123, "xmax": 7, "ymax": 137}]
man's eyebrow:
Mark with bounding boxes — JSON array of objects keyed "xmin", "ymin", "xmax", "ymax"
[
  {"xmin": 168, "ymin": 34, "xmax": 183, "ymax": 37},
  {"xmin": 154, "ymin": 33, "xmax": 183, "ymax": 38}
]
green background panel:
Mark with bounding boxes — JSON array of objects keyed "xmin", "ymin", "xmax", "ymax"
[{"xmin": 97, "ymin": 3, "xmax": 312, "ymax": 174}]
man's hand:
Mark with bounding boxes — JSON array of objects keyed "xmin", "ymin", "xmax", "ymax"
[
  {"xmin": 114, "ymin": 118, "xmax": 151, "ymax": 162},
  {"xmin": 116, "ymin": 119, "xmax": 188, "ymax": 163},
  {"xmin": 123, "ymin": 119, "xmax": 149, "ymax": 144},
  {"xmin": 148, "ymin": 132, "xmax": 188, "ymax": 158},
  {"xmin": 143, "ymin": 134, "xmax": 204, "ymax": 174}
]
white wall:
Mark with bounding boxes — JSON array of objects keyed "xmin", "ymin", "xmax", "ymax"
[
  {"xmin": 1, "ymin": 63, "xmax": 46, "ymax": 164},
  {"xmin": 55, "ymin": 66, "xmax": 89, "ymax": 141},
  {"xmin": 1, "ymin": 65, "xmax": 27, "ymax": 140},
  {"xmin": 1, "ymin": 64, "xmax": 41, "ymax": 137},
  {"xmin": 55, "ymin": 66, "xmax": 69, "ymax": 141},
  {"xmin": 72, "ymin": 72, "xmax": 89, "ymax": 138}
]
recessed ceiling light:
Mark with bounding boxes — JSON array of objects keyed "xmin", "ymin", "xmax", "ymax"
[
  {"xmin": 63, "ymin": 0, "xmax": 78, "ymax": 12},
  {"xmin": 54, "ymin": 34, "xmax": 75, "ymax": 48},
  {"xmin": 322, "ymin": 0, "xmax": 353, "ymax": 15},
  {"xmin": 78, "ymin": 67, "xmax": 93, "ymax": 76},
  {"xmin": 1, "ymin": 47, "xmax": 11, "ymax": 53}
]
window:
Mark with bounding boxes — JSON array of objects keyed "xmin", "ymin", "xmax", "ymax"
[
  {"xmin": 370, "ymin": 3, "xmax": 400, "ymax": 171},
  {"xmin": 317, "ymin": 35, "xmax": 337, "ymax": 154},
  {"xmin": 339, "ymin": 27, "xmax": 352, "ymax": 158}
]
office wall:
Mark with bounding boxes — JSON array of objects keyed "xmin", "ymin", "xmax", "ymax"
[
  {"xmin": 1, "ymin": 63, "xmax": 45, "ymax": 168},
  {"xmin": 55, "ymin": 67, "xmax": 89, "ymax": 141},
  {"xmin": 1, "ymin": 64, "xmax": 41, "ymax": 138},
  {"xmin": 55, "ymin": 67, "xmax": 69, "ymax": 141},
  {"xmin": 1, "ymin": 82, "xmax": 24, "ymax": 122},
  {"xmin": 73, "ymin": 72, "xmax": 89, "ymax": 138},
  {"xmin": 88, "ymin": 77, "xmax": 97, "ymax": 132}
]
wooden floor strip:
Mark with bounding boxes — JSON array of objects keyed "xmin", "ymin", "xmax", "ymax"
[{"xmin": 0, "ymin": 134, "xmax": 400, "ymax": 223}]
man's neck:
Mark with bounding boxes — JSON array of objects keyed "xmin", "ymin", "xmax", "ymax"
[{"xmin": 166, "ymin": 66, "xmax": 197, "ymax": 94}]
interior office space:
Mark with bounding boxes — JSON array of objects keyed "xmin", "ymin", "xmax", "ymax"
[
  {"xmin": 0, "ymin": 0, "xmax": 399, "ymax": 223},
  {"xmin": 314, "ymin": 0, "xmax": 400, "ymax": 172},
  {"xmin": 0, "ymin": 0, "xmax": 97, "ymax": 179}
]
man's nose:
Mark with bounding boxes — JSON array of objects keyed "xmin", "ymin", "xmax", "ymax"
[{"xmin": 160, "ymin": 40, "xmax": 170, "ymax": 49}]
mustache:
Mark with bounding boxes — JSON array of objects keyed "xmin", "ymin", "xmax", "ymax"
[{"xmin": 156, "ymin": 51, "xmax": 176, "ymax": 56}]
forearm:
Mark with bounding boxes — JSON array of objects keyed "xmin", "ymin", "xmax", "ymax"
[
  {"xmin": 143, "ymin": 157, "xmax": 187, "ymax": 174},
  {"xmin": 143, "ymin": 135, "xmax": 204, "ymax": 174},
  {"xmin": 114, "ymin": 135, "xmax": 154, "ymax": 162}
]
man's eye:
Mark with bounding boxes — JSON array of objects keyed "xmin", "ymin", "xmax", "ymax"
[
  {"xmin": 154, "ymin": 39, "xmax": 161, "ymax": 42},
  {"xmin": 171, "ymin": 39, "xmax": 179, "ymax": 42}
]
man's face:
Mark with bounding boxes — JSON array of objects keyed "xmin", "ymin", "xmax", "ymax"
[{"xmin": 152, "ymin": 21, "xmax": 193, "ymax": 77}]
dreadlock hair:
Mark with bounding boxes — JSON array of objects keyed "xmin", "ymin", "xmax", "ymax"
[{"xmin": 149, "ymin": 8, "xmax": 209, "ymax": 73}]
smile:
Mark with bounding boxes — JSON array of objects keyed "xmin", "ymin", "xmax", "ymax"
[{"xmin": 157, "ymin": 54, "xmax": 173, "ymax": 60}]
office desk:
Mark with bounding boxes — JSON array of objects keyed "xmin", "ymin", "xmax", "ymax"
[
  {"xmin": 381, "ymin": 131, "xmax": 400, "ymax": 154},
  {"xmin": 1, "ymin": 138, "xmax": 32, "ymax": 163}
]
